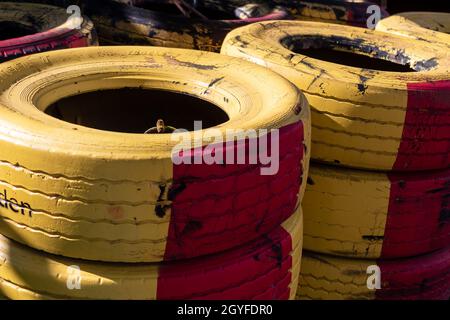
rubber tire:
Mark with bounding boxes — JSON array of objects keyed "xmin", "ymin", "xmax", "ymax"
[
  {"xmin": 271, "ymin": 0, "xmax": 388, "ymax": 27},
  {"xmin": 0, "ymin": 1, "xmax": 81, "ymax": 7},
  {"xmin": 221, "ymin": 20, "xmax": 450, "ymax": 172},
  {"xmin": 0, "ymin": 206, "xmax": 302, "ymax": 300},
  {"xmin": 298, "ymin": 248, "xmax": 450, "ymax": 300},
  {"xmin": 82, "ymin": 0, "xmax": 288, "ymax": 52},
  {"xmin": 0, "ymin": 46, "xmax": 310, "ymax": 263},
  {"xmin": 376, "ymin": 12, "xmax": 450, "ymax": 48},
  {"xmin": 303, "ymin": 164, "xmax": 450, "ymax": 259},
  {"xmin": 0, "ymin": 2, "xmax": 98, "ymax": 62}
]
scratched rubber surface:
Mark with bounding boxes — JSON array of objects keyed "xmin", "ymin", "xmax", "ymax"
[
  {"xmin": 0, "ymin": 46, "xmax": 310, "ymax": 262},
  {"xmin": 0, "ymin": 2, "xmax": 97, "ymax": 62},
  {"xmin": 376, "ymin": 12, "xmax": 450, "ymax": 49},
  {"xmin": 303, "ymin": 164, "xmax": 450, "ymax": 259},
  {"xmin": 221, "ymin": 20, "xmax": 450, "ymax": 171},
  {"xmin": 83, "ymin": 0, "xmax": 287, "ymax": 52},
  {"xmin": 0, "ymin": 208, "xmax": 302, "ymax": 300},
  {"xmin": 297, "ymin": 248, "xmax": 450, "ymax": 300}
]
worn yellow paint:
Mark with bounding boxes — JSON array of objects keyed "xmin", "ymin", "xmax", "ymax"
[
  {"xmin": 297, "ymin": 251, "xmax": 376, "ymax": 300},
  {"xmin": 376, "ymin": 12, "xmax": 450, "ymax": 48},
  {"xmin": 284, "ymin": 206, "xmax": 303, "ymax": 300},
  {"xmin": 0, "ymin": 234, "xmax": 159, "ymax": 299},
  {"xmin": 221, "ymin": 20, "xmax": 450, "ymax": 170},
  {"xmin": 303, "ymin": 164, "xmax": 390, "ymax": 258},
  {"xmin": 0, "ymin": 46, "xmax": 307, "ymax": 263}
]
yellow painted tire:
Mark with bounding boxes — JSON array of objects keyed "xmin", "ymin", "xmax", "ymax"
[
  {"xmin": 221, "ymin": 20, "xmax": 450, "ymax": 171},
  {"xmin": 298, "ymin": 248, "xmax": 450, "ymax": 300},
  {"xmin": 376, "ymin": 12, "xmax": 450, "ymax": 48},
  {"xmin": 0, "ymin": 206, "xmax": 302, "ymax": 300},
  {"xmin": 303, "ymin": 164, "xmax": 450, "ymax": 259},
  {"xmin": 271, "ymin": 0, "xmax": 389, "ymax": 27},
  {"xmin": 0, "ymin": 46, "xmax": 310, "ymax": 263}
]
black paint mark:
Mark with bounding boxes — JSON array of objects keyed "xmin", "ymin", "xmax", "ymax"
[
  {"xmin": 168, "ymin": 181, "xmax": 186, "ymax": 201},
  {"xmin": 155, "ymin": 204, "xmax": 169, "ymax": 218},
  {"xmin": 181, "ymin": 220, "xmax": 203, "ymax": 236},
  {"xmin": 362, "ymin": 235, "xmax": 384, "ymax": 241},
  {"xmin": 427, "ymin": 186, "xmax": 447, "ymax": 194},
  {"xmin": 208, "ymin": 76, "xmax": 225, "ymax": 88},
  {"xmin": 439, "ymin": 208, "xmax": 450, "ymax": 224},
  {"xmin": 157, "ymin": 184, "xmax": 166, "ymax": 201},
  {"xmin": 164, "ymin": 54, "xmax": 218, "ymax": 70},
  {"xmin": 414, "ymin": 58, "xmax": 438, "ymax": 72},
  {"xmin": 357, "ymin": 74, "xmax": 369, "ymax": 95},
  {"xmin": 271, "ymin": 242, "xmax": 283, "ymax": 269},
  {"xmin": 155, "ymin": 183, "xmax": 169, "ymax": 218}
]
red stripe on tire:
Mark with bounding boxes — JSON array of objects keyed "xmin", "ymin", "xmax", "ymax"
[
  {"xmin": 383, "ymin": 170, "xmax": 450, "ymax": 258},
  {"xmin": 1, "ymin": 27, "xmax": 95, "ymax": 62},
  {"xmin": 376, "ymin": 245, "xmax": 450, "ymax": 300},
  {"xmin": 157, "ymin": 225, "xmax": 293, "ymax": 300},
  {"xmin": 163, "ymin": 121, "xmax": 304, "ymax": 261},
  {"xmin": 393, "ymin": 80, "xmax": 450, "ymax": 171}
]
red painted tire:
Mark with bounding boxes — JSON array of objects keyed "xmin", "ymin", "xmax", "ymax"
[
  {"xmin": 271, "ymin": 0, "xmax": 388, "ymax": 27},
  {"xmin": 298, "ymin": 246, "xmax": 450, "ymax": 300},
  {"xmin": 0, "ymin": 2, "xmax": 98, "ymax": 63},
  {"xmin": 83, "ymin": 0, "xmax": 288, "ymax": 51},
  {"xmin": 0, "ymin": 208, "xmax": 302, "ymax": 300},
  {"xmin": 303, "ymin": 164, "xmax": 450, "ymax": 259}
]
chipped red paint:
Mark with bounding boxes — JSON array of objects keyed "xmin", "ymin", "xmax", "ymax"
[
  {"xmin": 393, "ymin": 80, "xmax": 450, "ymax": 171},
  {"xmin": 163, "ymin": 121, "xmax": 304, "ymax": 261},
  {"xmin": 377, "ymin": 80, "xmax": 450, "ymax": 299},
  {"xmin": 383, "ymin": 169, "xmax": 450, "ymax": 258},
  {"xmin": 157, "ymin": 225, "xmax": 293, "ymax": 299},
  {"xmin": 0, "ymin": 27, "xmax": 95, "ymax": 62},
  {"xmin": 376, "ymin": 245, "xmax": 450, "ymax": 300}
]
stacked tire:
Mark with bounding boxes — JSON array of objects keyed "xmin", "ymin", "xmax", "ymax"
[
  {"xmin": 0, "ymin": 2, "xmax": 97, "ymax": 62},
  {"xmin": 0, "ymin": 46, "xmax": 311, "ymax": 299},
  {"xmin": 222, "ymin": 20, "xmax": 450, "ymax": 300},
  {"xmin": 271, "ymin": 0, "xmax": 388, "ymax": 27},
  {"xmin": 81, "ymin": 0, "xmax": 288, "ymax": 51}
]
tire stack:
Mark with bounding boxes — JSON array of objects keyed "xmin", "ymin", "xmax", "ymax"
[
  {"xmin": 0, "ymin": 2, "xmax": 97, "ymax": 62},
  {"xmin": 0, "ymin": 46, "xmax": 311, "ymax": 299},
  {"xmin": 221, "ymin": 20, "xmax": 450, "ymax": 299},
  {"xmin": 270, "ymin": 0, "xmax": 389, "ymax": 27},
  {"xmin": 81, "ymin": 0, "xmax": 288, "ymax": 51}
]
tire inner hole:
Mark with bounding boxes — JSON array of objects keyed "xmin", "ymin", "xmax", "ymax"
[
  {"xmin": 0, "ymin": 21, "xmax": 38, "ymax": 40},
  {"xmin": 282, "ymin": 35, "xmax": 417, "ymax": 72},
  {"xmin": 45, "ymin": 89, "xmax": 229, "ymax": 133}
]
